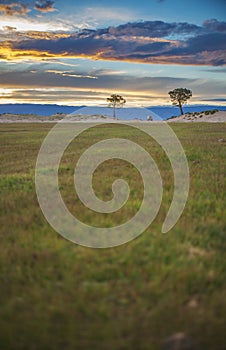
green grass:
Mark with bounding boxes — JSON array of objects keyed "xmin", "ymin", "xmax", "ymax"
[{"xmin": 0, "ymin": 123, "xmax": 226, "ymax": 350}]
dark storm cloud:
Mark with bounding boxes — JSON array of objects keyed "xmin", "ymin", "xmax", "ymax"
[{"xmin": 3, "ymin": 19, "xmax": 226, "ymax": 66}]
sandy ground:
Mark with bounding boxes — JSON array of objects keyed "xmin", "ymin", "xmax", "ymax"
[
  {"xmin": 0, "ymin": 114, "xmax": 115, "ymax": 123},
  {"xmin": 0, "ymin": 114, "xmax": 148, "ymax": 123},
  {"xmin": 0, "ymin": 111, "xmax": 226, "ymax": 123},
  {"xmin": 167, "ymin": 110, "xmax": 226, "ymax": 122}
]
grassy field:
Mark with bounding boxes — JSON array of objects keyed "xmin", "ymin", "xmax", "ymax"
[{"xmin": 0, "ymin": 122, "xmax": 226, "ymax": 350}]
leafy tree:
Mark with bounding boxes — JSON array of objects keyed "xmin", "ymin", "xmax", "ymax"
[
  {"xmin": 107, "ymin": 94, "xmax": 126, "ymax": 119},
  {"xmin": 168, "ymin": 88, "xmax": 192, "ymax": 115}
]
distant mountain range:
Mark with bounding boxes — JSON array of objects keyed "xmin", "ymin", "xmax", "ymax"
[
  {"xmin": 0, "ymin": 104, "xmax": 82, "ymax": 116},
  {"xmin": 0, "ymin": 103, "xmax": 226, "ymax": 120}
]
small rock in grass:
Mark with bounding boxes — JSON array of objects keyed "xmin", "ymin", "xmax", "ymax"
[
  {"xmin": 192, "ymin": 160, "xmax": 200, "ymax": 165},
  {"xmin": 187, "ymin": 298, "xmax": 199, "ymax": 309},
  {"xmin": 161, "ymin": 332, "xmax": 198, "ymax": 350},
  {"xmin": 207, "ymin": 270, "xmax": 216, "ymax": 282}
]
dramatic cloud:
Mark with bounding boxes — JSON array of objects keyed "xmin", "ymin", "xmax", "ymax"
[
  {"xmin": 106, "ymin": 20, "xmax": 202, "ymax": 38},
  {"xmin": 1, "ymin": 19, "xmax": 226, "ymax": 66},
  {"xmin": 45, "ymin": 70, "xmax": 98, "ymax": 79},
  {"xmin": 203, "ymin": 67, "xmax": 226, "ymax": 73},
  {"xmin": 0, "ymin": 2, "xmax": 29, "ymax": 16},
  {"xmin": 0, "ymin": 0, "xmax": 56, "ymax": 16},
  {"xmin": 0, "ymin": 69, "xmax": 197, "ymax": 92},
  {"xmin": 2, "ymin": 25, "xmax": 17, "ymax": 31},
  {"xmin": 1, "ymin": 67, "xmax": 225, "ymax": 105},
  {"xmin": 201, "ymin": 98, "xmax": 226, "ymax": 102},
  {"xmin": 34, "ymin": 0, "xmax": 56, "ymax": 12},
  {"xmin": 203, "ymin": 19, "xmax": 226, "ymax": 32}
]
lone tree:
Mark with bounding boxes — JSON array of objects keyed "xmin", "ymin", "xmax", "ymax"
[
  {"xmin": 168, "ymin": 88, "xmax": 192, "ymax": 115},
  {"xmin": 107, "ymin": 94, "xmax": 126, "ymax": 119}
]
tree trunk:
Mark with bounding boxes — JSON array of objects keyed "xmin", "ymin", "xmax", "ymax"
[
  {"xmin": 113, "ymin": 105, "xmax": 116, "ymax": 119},
  {"xmin": 179, "ymin": 101, "xmax": 183, "ymax": 115}
]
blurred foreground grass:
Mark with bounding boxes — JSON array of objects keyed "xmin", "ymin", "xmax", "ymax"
[{"xmin": 0, "ymin": 123, "xmax": 226, "ymax": 350}]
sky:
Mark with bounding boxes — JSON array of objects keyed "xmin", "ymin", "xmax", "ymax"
[{"xmin": 0, "ymin": 0, "xmax": 226, "ymax": 106}]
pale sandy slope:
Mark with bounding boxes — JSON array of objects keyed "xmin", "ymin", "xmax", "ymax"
[
  {"xmin": 167, "ymin": 111, "xmax": 226, "ymax": 122},
  {"xmin": 0, "ymin": 114, "xmax": 115, "ymax": 123},
  {"xmin": 1, "ymin": 111, "xmax": 226, "ymax": 123}
]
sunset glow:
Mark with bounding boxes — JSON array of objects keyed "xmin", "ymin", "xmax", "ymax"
[{"xmin": 0, "ymin": 0, "xmax": 226, "ymax": 106}]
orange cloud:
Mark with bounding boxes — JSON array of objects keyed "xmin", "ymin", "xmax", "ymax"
[
  {"xmin": 0, "ymin": 41, "xmax": 225, "ymax": 67},
  {"xmin": 0, "ymin": 3, "xmax": 29, "ymax": 16},
  {"xmin": 23, "ymin": 31, "xmax": 72, "ymax": 40},
  {"xmin": 0, "ymin": 41, "xmax": 108, "ymax": 62},
  {"xmin": 0, "ymin": 42, "xmax": 54, "ymax": 60}
]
